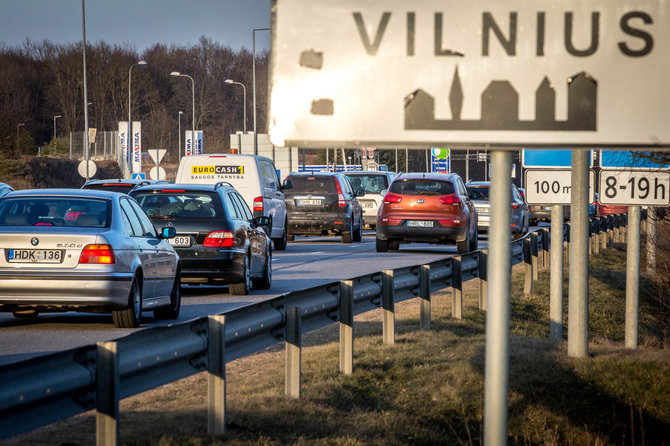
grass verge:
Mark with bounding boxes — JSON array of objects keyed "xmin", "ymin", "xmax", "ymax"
[{"xmin": 3, "ymin": 225, "xmax": 670, "ymax": 446}]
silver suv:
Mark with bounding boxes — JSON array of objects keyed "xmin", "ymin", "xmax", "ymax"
[{"xmin": 344, "ymin": 171, "xmax": 396, "ymax": 230}]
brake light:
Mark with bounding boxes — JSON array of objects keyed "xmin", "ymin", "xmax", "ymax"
[
  {"xmin": 440, "ymin": 195, "xmax": 461, "ymax": 205},
  {"xmin": 161, "ymin": 189, "xmax": 185, "ymax": 193},
  {"xmin": 383, "ymin": 194, "xmax": 402, "ymax": 204},
  {"xmin": 253, "ymin": 196, "xmax": 264, "ymax": 212},
  {"xmin": 103, "ymin": 183, "xmax": 132, "ymax": 187},
  {"xmin": 334, "ymin": 180, "xmax": 346, "ymax": 207},
  {"xmin": 203, "ymin": 231, "xmax": 237, "ymax": 248},
  {"xmin": 512, "ymin": 203, "xmax": 520, "ymax": 209},
  {"xmin": 79, "ymin": 244, "xmax": 115, "ymax": 264},
  {"xmin": 439, "ymin": 219, "xmax": 461, "ymax": 225}
]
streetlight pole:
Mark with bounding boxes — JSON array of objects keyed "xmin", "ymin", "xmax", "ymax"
[
  {"xmin": 253, "ymin": 27, "xmax": 270, "ymax": 156},
  {"xmin": 178, "ymin": 110, "xmax": 183, "ymax": 160},
  {"xmin": 81, "ymin": 0, "xmax": 90, "ymax": 180},
  {"xmin": 53, "ymin": 115, "xmax": 61, "ymax": 141},
  {"xmin": 16, "ymin": 123, "xmax": 25, "ymax": 151},
  {"xmin": 224, "ymin": 79, "xmax": 247, "ymax": 133},
  {"xmin": 171, "ymin": 72, "xmax": 196, "ymax": 155},
  {"xmin": 128, "ymin": 60, "xmax": 147, "ymax": 176}
]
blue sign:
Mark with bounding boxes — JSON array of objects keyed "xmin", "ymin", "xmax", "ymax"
[
  {"xmin": 600, "ymin": 150, "xmax": 669, "ymax": 170},
  {"xmin": 522, "ymin": 149, "xmax": 593, "ymax": 168},
  {"xmin": 431, "ymin": 148, "xmax": 450, "ymax": 173},
  {"xmin": 131, "ymin": 172, "xmax": 146, "ymax": 180}
]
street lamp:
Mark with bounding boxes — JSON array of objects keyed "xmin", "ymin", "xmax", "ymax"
[
  {"xmin": 253, "ymin": 27, "xmax": 270, "ymax": 156},
  {"xmin": 128, "ymin": 60, "xmax": 147, "ymax": 175},
  {"xmin": 53, "ymin": 115, "xmax": 61, "ymax": 140},
  {"xmin": 224, "ymin": 79, "xmax": 247, "ymax": 133},
  {"xmin": 178, "ymin": 110, "xmax": 184, "ymax": 160},
  {"xmin": 171, "ymin": 72, "xmax": 196, "ymax": 155},
  {"xmin": 16, "ymin": 123, "xmax": 25, "ymax": 151}
]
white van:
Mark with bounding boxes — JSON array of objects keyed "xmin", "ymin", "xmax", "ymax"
[{"xmin": 176, "ymin": 154, "xmax": 289, "ymax": 250}]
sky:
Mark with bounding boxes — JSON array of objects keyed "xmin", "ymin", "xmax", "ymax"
[{"xmin": 0, "ymin": 0, "xmax": 271, "ymax": 53}]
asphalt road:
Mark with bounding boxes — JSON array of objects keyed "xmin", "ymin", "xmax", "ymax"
[{"xmin": 0, "ymin": 231, "xmax": 489, "ymax": 366}]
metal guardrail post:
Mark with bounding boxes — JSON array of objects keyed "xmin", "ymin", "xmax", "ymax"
[
  {"xmin": 601, "ymin": 217, "xmax": 609, "ymax": 251},
  {"xmin": 207, "ymin": 315, "xmax": 227, "ymax": 435},
  {"xmin": 382, "ymin": 270, "xmax": 395, "ymax": 344},
  {"xmin": 451, "ymin": 257, "xmax": 462, "ymax": 319},
  {"xmin": 285, "ymin": 306, "xmax": 302, "ymax": 399},
  {"xmin": 626, "ymin": 206, "xmax": 641, "ymax": 349},
  {"xmin": 550, "ymin": 205, "xmax": 564, "ymax": 342},
  {"xmin": 479, "ymin": 250, "xmax": 488, "ymax": 311},
  {"xmin": 564, "ymin": 222, "xmax": 570, "ymax": 267},
  {"xmin": 523, "ymin": 237, "xmax": 533, "ymax": 295},
  {"xmin": 419, "ymin": 265, "xmax": 431, "ymax": 330},
  {"xmin": 96, "ymin": 341, "xmax": 119, "ymax": 446},
  {"xmin": 339, "ymin": 280, "xmax": 354, "ymax": 375},
  {"xmin": 531, "ymin": 232, "xmax": 539, "ymax": 281},
  {"xmin": 593, "ymin": 219, "xmax": 601, "ymax": 255}
]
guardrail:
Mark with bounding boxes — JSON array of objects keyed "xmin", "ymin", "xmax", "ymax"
[{"xmin": 0, "ymin": 215, "xmax": 628, "ymax": 443}]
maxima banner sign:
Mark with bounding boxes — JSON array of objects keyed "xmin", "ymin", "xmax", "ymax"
[
  {"xmin": 118, "ymin": 121, "xmax": 141, "ymax": 173},
  {"xmin": 270, "ymin": 0, "xmax": 670, "ymax": 149},
  {"xmin": 185, "ymin": 130, "xmax": 203, "ymax": 156}
]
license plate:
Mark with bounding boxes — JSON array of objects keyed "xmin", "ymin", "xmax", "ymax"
[
  {"xmin": 407, "ymin": 220, "xmax": 434, "ymax": 227},
  {"xmin": 168, "ymin": 236, "xmax": 192, "ymax": 247},
  {"xmin": 8, "ymin": 249, "xmax": 63, "ymax": 263},
  {"xmin": 361, "ymin": 201, "xmax": 375, "ymax": 209},
  {"xmin": 297, "ymin": 199, "xmax": 322, "ymax": 206},
  {"xmin": 476, "ymin": 207, "xmax": 489, "ymax": 215}
]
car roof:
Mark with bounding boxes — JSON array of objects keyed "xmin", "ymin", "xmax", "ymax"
[
  {"xmin": 345, "ymin": 171, "xmax": 392, "ymax": 175},
  {"xmin": 179, "ymin": 153, "xmax": 273, "ymax": 162},
  {"xmin": 83, "ymin": 178, "xmax": 167, "ymax": 186},
  {"xmin": 4, "ymin": 188, "xmax": 121, "ymax": 200},
  {"xmin": 289, "ymin": 171, "xmax": 339, "ymax": 176},
  {"xmin": 466, "ymin": 181, "xmax": 491, "ymax": 186},
  {"xmin": 130, "ymin": 182, "xmax": 231, "ymax": 193},
  {"xmin": 394, "ymin": 172, "xmax": 460, "ymax": 181}
]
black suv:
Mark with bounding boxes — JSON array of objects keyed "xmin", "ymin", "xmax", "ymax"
[
  {"xmin": 82, "ymin": 178, "xmax": 168, "ymax": 194},
  {"xmin": 283, "ymin": 172, "xmax": 364, "ymax": 243},
  {"xmin": 130, "ymin": 182, "xmax": 271, "ymax": 295}
]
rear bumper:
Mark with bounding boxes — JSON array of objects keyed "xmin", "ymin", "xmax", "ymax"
[
  {"xmin": 0, "ymin": 272, "xmax": 134, "ymax": 311},
  {"xmin": 287, "ymin": 215, "xmax": 351, "ymax": 236},
  {"xmin": 177, "ymin": 248, "xmax": 246, "ymax": 283},
  {"xmin": 376, "ymin": 221, "xmax": 467, "ymax": 243}
]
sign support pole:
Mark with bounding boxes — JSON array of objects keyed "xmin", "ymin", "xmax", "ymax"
[
  {"xmin": 568, "ymin": 150, "xmax": 590, "ymax": 357},
  {"xmin": 550, "ymin": 205, "xmax": 564, "ymax": 341},
  {"xmin": 483, "ymin": 150, "xmax": 511, "ymax": 446},
  {"xmin": 625, "ymin": 206, "xmax": 641, "ymax": 349}
]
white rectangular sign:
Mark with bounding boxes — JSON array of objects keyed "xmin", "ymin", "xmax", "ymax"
[
  {"xmin": 270, "ymin": 0, "xmax": 670, "ymax": 149},
  {"xmin": 525, "ymin": 169, "xmax": 595, "ymax": 204},
  {"xmin": 599, "ymin": 170, "xmax": 670, "ymax": 206}
]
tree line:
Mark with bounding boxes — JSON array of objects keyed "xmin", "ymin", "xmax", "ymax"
[{"xmin": 0, "ymin": 37, "xmax": 268, "ymax": 163}]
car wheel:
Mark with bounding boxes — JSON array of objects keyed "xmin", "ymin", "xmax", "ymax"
[
  {"xmin": 287, "ymin": 235, "xmax": 295, "ymax": 242},
  {"xmin": 253, "ymin": 246, "xmax": 272, "ymax": 290},
  {"xmin": 376, "ymin": 237, "xmax": 389, "ymax": 252},
  {"xmin": 469, "ymin": 225, "xmax": 479, "ymax": 252},
  {"xmin": 113, "ymin": 276, "xmax": 142, "ymax": 328},
  {"xmin": 154, "ymin": 267, "xmax": 181, "ymax": 320},
  {"xmin": 389, "ymin": 240, "xmax": 400, "ymax": 251},
  {"xmin": 342, "ymin": 218, "xmax": 353, "ymax": 243},
  {"xmin": 229, "ymin": 255, "xmax": 251, "ymax": 295},
  {"xmin": 13, "ymin": 309, "xmax": 39, "ymax": 319},
  {"xmin": 273, "ymin": 218, "xmax": 288, "ymax": 251},
  {"xmin": 353, "ymin": 213, "xmax": 363, "ymax": 242},
  {"xmin": 457, "ymin": 226, "xmax": 471, "ymax": 254}
]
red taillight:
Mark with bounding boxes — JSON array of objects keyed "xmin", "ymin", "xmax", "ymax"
[
  {"xmin": 383, "ymin": 194, "xmax": 402, "ymax": 204},
  {"xmin": 253, "ymin": 196, "xmax": 264, "ymax": 212},
  {"xmin": 440, "ymin": 195, "xmax": 461, "ymax": 205},
  {"xmin": 79, "ymin": 244, "xmax": 115, "ymax": 264},
  {"xmin": 512, "ymin": 203, "xmax": 520, "ymax": 209},
  {"xmin": 439, "ymin": 219, "xmax": 461, "ymax": 225},
  {"xmin": 334, "ymin": 180, "xmax": 346, "ymax": 207},
  {"xmin": 203, "ymin": 231, "xmax": 237, "ymax": 248},
  {"xmin": 161, "ymin": 189, "xmax": 186, "ymax": 193}
]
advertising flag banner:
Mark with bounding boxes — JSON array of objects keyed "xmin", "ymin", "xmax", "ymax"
[
  {"xmin": 185, "ymin": 130, "xmax": 204, "ymax": 156},
  {"xmin": 132, "ymin": 121, "xmax": 142, "ymax": 173},
  {"xmin": 118, "ymin": 121, "xmax": 130, "ymax": 167}
]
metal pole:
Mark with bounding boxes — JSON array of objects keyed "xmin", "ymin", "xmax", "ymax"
[
  {"xmin": 395, "ymin": 148, "xmax": 398, "ymax": 172},
  {"xmin": 466, "ymin": 148, "xmax": 470, "ymax": 182},
  {"xmin": 405, "ymin": 148, "xmax": 408, "ymax": 172},
  {"xmin": 16, "ymin": 123, "xmax": 24, "ymax": 151},
  {"xmin": 567, "ymin": 150, "xmax": 590, "ymax": 358},
  {"xmin": 190, "ymin": 76, "xmax": 195, "ymax": 155},
  {"xmin": 178, "ymin": 111, "xmax": 183, "ymax": 160},
  {"xmin": 550, "ymin": 205, "xmax": 564, "ymax": 341},
  {"xmin": 646, "ymin": 208, "xmax": 657, "ymax": 274},
  {"xmin": 483, "ymin": 150, "xmax": 511, "ymax": 446},
  {"xmin": 626, "ymin": 206, "xmax": 641, "ymax": 349},
  {"xmin": 253, "ymin": 27, "xmax": 270, "ymax": 156},
  {"xmin": 82, "ymin": 0, "xmax": 89, "ymax": 180}
]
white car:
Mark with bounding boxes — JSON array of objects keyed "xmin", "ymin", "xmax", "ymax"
[{"xmin": 344, "ymin": 171, "xmax": 396, "ymax": 230}]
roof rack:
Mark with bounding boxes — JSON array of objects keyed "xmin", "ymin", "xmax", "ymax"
[{"xmin": 214, "ymin": 181, "xmax": 233, "ymax": 189}]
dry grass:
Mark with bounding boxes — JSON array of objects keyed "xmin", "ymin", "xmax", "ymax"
[{"xmin": 3, "ymin": 223, "xmax": 670, "ymax": 446}]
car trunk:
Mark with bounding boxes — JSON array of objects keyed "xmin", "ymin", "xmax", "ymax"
[{"xmin": 0, "ymin": 230, "xmax": 104, "ymax": 269}]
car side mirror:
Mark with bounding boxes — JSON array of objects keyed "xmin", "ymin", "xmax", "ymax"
[
  {"xmin": 282, "ymin": 179, "xmax": 293, "ymax": 190},
  {"xmin": 356, "ymin": 189, "xmax": 365, "ymax": 197},
  {"xmin": 254, "ymin": 216, "xmax": 271, "ymax": 227},
  {"xmin": 159, "ymin": 226, "xmax": 176, "ymax": 239},
  {"xmin": 380, "ymin": 188, "xmax": 388, "ymax": 196}
]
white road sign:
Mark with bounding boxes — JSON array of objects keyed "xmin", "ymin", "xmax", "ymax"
[
  {"xmin": 148, "ymin": 149, "xmax": 167, "ymax": 163},
  {"xmin": 270, "ymin": 0, "xmax": 670, "ymax": 149},
  {"xmin": 599, "ymin": 170, "xmax": 670, "ymax": 206},
  {"xmin": 525, "ymin": 169, "xmax": 595, "ymax": 204}
]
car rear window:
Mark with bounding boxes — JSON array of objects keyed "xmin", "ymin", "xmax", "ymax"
[
  {"xmin": 345, "ymin": 174, "xmax": 389, "ymax": 193},
  {"xmin": 466, "ymin": 185, "xmax": 490, "ymax": 200},
  {"xmin": 389, "ymin": 179, "xmax": 455, "ymax": 196},
  {"xmin": 0, "ymin": 197, "xmax": 110, "ymax": 227},
  {"xmin": 132, "ymin": 191, "xmax": 220, "ymax": 219},
  {"xmin": 288, "ymin": 176, "xmax": 337, "ymax": 194}
]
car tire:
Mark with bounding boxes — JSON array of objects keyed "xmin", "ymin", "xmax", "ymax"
[
  {"xmin": 376, "ymin": 237, "xmax": 389, "ymax": 252},
  {"xmin": 253, "ymin": 246, "xmax": 272, "ymax": 290},
  {"xmin": 469, "ymin": 225, "xmax": 479, "ymax": 252},
  {"xmin": 342, "ymin": 218, "xmax": 353, "ymax": 243},
  {"xmin": 287, "ymin": 235, "xmax": 295, "ymax": 242},
  {"xmin": 456, "ymin": 227, "xmax": 471, "ymax": 254},
  {"xmin": 273, "ymin": 219, "xmax": 288, "ymax": 251},
  {"xmin": 389, "ymin": 240, "xmax": 400, "ymax": 251},
  {"xmin": 154, "ymin": 267, "xmax": 181, "ymax": 320},
  {"xmin": 229, "ymin": 255, "xmax": 251, "ymax": 295},
  {"xmin": 352, "ymin": 213, "xmax": 363, "ymax": 242},
  {"xmin": 113, "ymin": 276, "xmax": 142, "ymax": 328}
]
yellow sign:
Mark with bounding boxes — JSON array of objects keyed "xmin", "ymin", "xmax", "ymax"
[
  {"xmin": 191, "ymin": 165, "xmax": 244, "ymax": 175},
  {"xmin": 88, "ymin": 128, "xmax": 97, "ymax": 144}
]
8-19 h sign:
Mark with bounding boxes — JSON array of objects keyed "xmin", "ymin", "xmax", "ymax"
[{"xmin": 270, "ymin": 0, "xmax": 670, "ymax": 149}]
